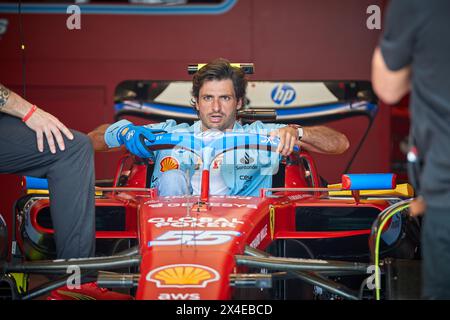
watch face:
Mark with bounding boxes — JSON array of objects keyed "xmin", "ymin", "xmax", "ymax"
[{"xmin": 287, "ymin": 124, "xmax": 303, "ymax": 139}]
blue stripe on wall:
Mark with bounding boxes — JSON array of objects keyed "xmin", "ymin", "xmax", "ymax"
[{"xmin": 0, "ymin": 0, "xmax": 237, "ymax": 15}]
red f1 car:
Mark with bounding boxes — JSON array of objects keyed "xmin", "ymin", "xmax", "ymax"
[{"xmin": 0, "ymin": 76, "xmax": 421, "ymax": 300}]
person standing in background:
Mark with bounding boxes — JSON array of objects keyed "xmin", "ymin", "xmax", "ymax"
[{"xmin": 372, "ymin": 0, "xmax": 450, "ymax": 299}]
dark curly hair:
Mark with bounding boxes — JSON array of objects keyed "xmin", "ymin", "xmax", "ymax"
[{"xmin": 191, "ymin": 58, "xmax": 248, "ymax": 107}]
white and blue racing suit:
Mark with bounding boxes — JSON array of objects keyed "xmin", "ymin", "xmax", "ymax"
[{"xmin": 105, "ymin": 119, "xmax": 287, "ymax": 196}]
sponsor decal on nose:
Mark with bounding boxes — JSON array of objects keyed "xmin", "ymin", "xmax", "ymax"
[{"xmin": 147, "ymin": 264, "xmax": 220, "ymax": 288}]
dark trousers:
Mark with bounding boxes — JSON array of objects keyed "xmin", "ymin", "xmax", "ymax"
[
  {"xmin": 0, "ymin": 114, "xmax": 95, "ymax": 259},
  {"xmin": 422, "ymin": 206, "xmax": 450, "ymax": 299}
]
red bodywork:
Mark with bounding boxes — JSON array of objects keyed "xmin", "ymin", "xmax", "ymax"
[
  {"xmin": 32, "ymin": 151, "xmax": 391, "ymax": 300},
  {"xmin": 133, "ymin": 194, "xmax": 386, "ymax": 300}
]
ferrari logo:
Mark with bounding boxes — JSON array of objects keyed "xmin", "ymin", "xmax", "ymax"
[
  {"xmin": 269, "ymin": 206, "xmax": 275, "ymax": 240},
  {"xmin": 147, "ymin": 264, "xmax": 220, "ymax": 288}
]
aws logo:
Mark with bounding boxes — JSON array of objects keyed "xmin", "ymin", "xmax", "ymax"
[
  {"xmin": 158, "ymin": 293, "xmax": 200, "ymax": 300},
  {"xmin": 271, "ymin": 84, "xmax": 296, "ymax": 106},
  {"xmin": 147, "ymin": 264, "xmax": 220, "ymax": 288}
]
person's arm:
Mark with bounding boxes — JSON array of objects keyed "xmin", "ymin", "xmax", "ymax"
[
  {"xmin": 0, "ymin": 83, "xmax": 74, "ymax": 153},
  {"xmin": 371, "ymin": 47, "xmax": 411, "ymax": 104},
  {"xmin": 88, "ymin": 123, "xmax": 126, "ymax": 152},
  {"xmin": 300, "ymin": 126, "xmax": 349, "ymax": 154},
  {"xmin": 372, "ymin": 0, "xmax": 421, "ymax": 104},
  {"xmin": 272, "ymin": 125, "xmax": 349, "ymax": 156},
  {"xmin": 89, "ymin": 119, "xmax": 175, "ymax": 156}
]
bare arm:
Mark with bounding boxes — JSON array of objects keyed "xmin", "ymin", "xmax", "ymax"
[
  {"xmin": 0, "ymin": 83, "xmax": 74, "ymax": 153},
  {"xmin": 371, "ymin": 47, "xmax": 411, "ymax": 104},
  {"xmin": 88, "ymin": 123, "xmax": 126, "ymax": 152},
  {"xmin": 300, "ymin": 125, "xmax": 349, "ymax": 155},
  {"xmin": 91, "ymin": 122, "xmax": 348, "ymax": 156},
  {"xmin": 272, "ymin": 125, "xmax": 349, "ymax": 156},
  {"xmin": 1, "ymin": 83, "xmax": 32, "ymax": 118}
]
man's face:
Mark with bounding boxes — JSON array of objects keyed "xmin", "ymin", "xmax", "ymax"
[{"xmin": 195, "ymin": 79, "xmax": 242, "ymax": 131}]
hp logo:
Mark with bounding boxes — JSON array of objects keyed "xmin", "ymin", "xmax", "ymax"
[{"xmin": 271, "ymin": 84, "xmax": 296, "ymax": 106}]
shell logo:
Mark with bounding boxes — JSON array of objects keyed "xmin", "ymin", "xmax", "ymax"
[
  {"xmin": 160, "ymin": 157, "xmax": 179, "ymax": 172},
  {"xmin": 146, "ymin": 264, "xmax": 220, "ymax": 288}
]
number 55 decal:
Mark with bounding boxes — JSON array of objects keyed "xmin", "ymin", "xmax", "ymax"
[{"xmin": 148, "ymin": 230, "xmax": 241, "ymax": 247}]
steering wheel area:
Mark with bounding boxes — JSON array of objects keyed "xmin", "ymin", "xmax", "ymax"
[
  {"xmin": 137, "ymin": 129, "xmax": 300, "ymax": 200},
  {"xmin": 138, "ymin": 129, "xmax": 299, "ymax": 171}
]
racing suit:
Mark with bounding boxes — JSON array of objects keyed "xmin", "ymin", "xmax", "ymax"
[{"xmin": 105, "ymin": 119, "xmax": 286, "ymax": 196}]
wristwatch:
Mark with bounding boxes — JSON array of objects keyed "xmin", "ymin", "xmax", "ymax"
[{"xmin": 288, "ymin": 124, "xmax": 303, "ymax": 140}]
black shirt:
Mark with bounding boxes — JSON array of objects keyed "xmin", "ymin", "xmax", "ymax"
[{"xmin": 380, "ymin": 0, "xmax": 450, "ymax": 208}]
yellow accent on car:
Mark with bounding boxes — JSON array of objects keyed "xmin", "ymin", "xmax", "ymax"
[
  {"xmin": 26, "ymin": 189, "xmax": 103, "ymax": 196},
  {"xmin": 269, "ymin": 206, "xmax": 275, "ymax": 240},
  {"xmin": 11, "ymin": 273, "xmax": 29, "ymax": 294},
  {"xmin": 327, "ymin": 183, "xmax": 414, "ymax": 197},
  {"xmin": 188, "ymin": 63, "xmax": 254, "ymax": 74}
]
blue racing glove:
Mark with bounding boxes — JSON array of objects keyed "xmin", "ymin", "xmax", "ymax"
[
  {"xmin": 104, "ymin": 119, "xmax": 132, "ymax": 148},
  {"xmin": 104, "ymin": 119, "xmax": 165, "ymax": 158}
]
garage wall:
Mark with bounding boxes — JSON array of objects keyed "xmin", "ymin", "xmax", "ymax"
[{"xmin": 0, "ymin": 0, "xmax": 387, "ymax": 227}]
